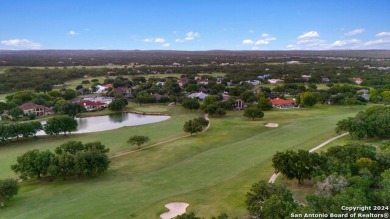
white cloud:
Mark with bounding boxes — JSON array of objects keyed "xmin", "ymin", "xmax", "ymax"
[
  {"xmin": 184, "ymin": 32, "xmax": 200, "ymax": 41},
  {"xmin": 249, "ymin": 30, "xmax": 254, "ymax": 33},
  {"xmin": 364, "ymin": 38, "xmax": 390, "ymax": 46},
  {"xmin": 162, "ymin": 43, "xmax": 170, "ymax": 47},
  {"xmin": 376, "ymin": 32, "xmax": 390, "ymax": 37},
  {"xmin": 287, "ymin": 44, "xmax": 300, "ymax": 50},
  {"xmin": 295, "ymin": 31, "xmax": 326, "ymax": 48},
  {"xmin": 344, "ymin": 28, "xmax": 365, "ymax": 36},
  {"xmin": 144, "ymin": 37, "xmax": 166, "ymax": 43},
  {"xmin": 255, "ymin": 37, "xmax": 276, "ymax": 45},
  {"xmin": 242, "ymin": 34, "xmax": 276, "ymax": 47},
  {"xmin": 68, "ymin": 30, "xmax": 78, "ymax": 36},
  {"xmin": 154, "ymin": 38, "xmax": 165, "ymax": 43},
  {"xmin": 329, "ymin": 39, "xmax": 361, "ymax": 47},
  {"xmin": 1, "ymin": 39, "xmax": 41, "ymax": 49},
  {"xmin": 175, "ymin": 31, "xmax": 200, "ymax": 43},
  {"xmin": 242, "ymin": 39, "xmax": 254, "ymax": 45},
  {"xmin": 298, "ymin": 31, "xmax": 319, "ymax": 39}
]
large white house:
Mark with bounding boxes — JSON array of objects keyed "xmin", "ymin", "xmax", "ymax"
[
  {"xmin": 82, "ymin": 96, "xmax": 114, "ymax": 105},
  {"xmin": 187, "ymin": 91, "xmax": 209, "ymax": 100}
]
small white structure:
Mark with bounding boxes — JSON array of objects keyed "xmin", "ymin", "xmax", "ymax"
[
  {"xmin": 268, "ymin": 79, "xmax": 284, "ymax": 84},
  {"xmin": 187, "ymin": 91, "xmax": 209, "ymax": 100},
  {"xmin": 243, "ymin": 80, "xmax": 261, "ymax": 85},
  {"xmin": 286, "ymin": 61, "xmax": 301, "ymax": 64},
  {"xmin": 156, "ymin": 82, "xmax": 165, "ymax": 86},
  {"xmin": 95, "ymin": 85, "xmax": 107, "ymax": 93}
]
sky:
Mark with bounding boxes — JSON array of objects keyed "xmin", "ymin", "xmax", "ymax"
[{"xmin": 1, "ymin": 0, "xmax": 390, "ymax": 50}]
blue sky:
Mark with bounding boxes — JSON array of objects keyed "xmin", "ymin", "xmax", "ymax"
[{"xmin": 1, "ymin": 0, "xmax": 389, "ymax": 50}]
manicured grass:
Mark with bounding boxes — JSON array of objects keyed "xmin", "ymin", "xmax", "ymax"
[
  {"xmin": 0, "ymin": 105, "xmax": 201, "ymax": 179},
  {"xmin": 0, "ymin": 92, "xmax": 11, "ymax": 100},
  {"xmin": 0, "ymin": 104, "xmax": 368, "ymax": 218}
]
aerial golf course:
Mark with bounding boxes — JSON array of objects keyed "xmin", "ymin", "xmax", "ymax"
[{"xmin": 0, "ymin": 103, "xmax": 368, "ymax": 218}]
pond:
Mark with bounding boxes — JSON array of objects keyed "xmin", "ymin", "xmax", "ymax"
[{"xmin": 37, "ymin": 113, "xmax": 170, "ymax": 135}]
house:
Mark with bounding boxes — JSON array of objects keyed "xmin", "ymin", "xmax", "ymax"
[
  {"xmin": 243, "ymin": 80, "xmax": 261, "ymax": 86},
  {"xmin": 216, "ymin": 76, "xmax": 224, "ymax": 84},
  {"xmin": 156, "ymin": 82, "xmax": 165, "ymax": 86},
  {"xmin": 222, "ymin": 92, "xmax": 230, "ymax": 101},
  {"xmin": 82, "ymin": 96, "xmax": 114, "ymax": 105},
  {"xmin": 251, "ymin": 88, "xmax": 263, "ymax": 94},
  {"xmin": 268, "ymin": 79, "xmax": 284, "ymax": 84},
  {"xmin": 77, "ymin": 100, "xmax": 106, "ymax": 111},
  {"xmin": 257, "ymin": 74, "xmax": 272, "ymax": 80},
  {"xmin": 95, "ymin": 85, "xmax": 107, "ymax": 93},
  {"xmin": 271, "ymin": 98, "xmax": 295, "ymax": 108},
  {"xmin": 199, "ymin": 79, "xmax": 209, "ymax": 85},
  {"xmin": 235, "ymin": 99, "xmax": 245, "ymax": 110},
  {"xmin": 187, "ymin": 91, "xmax": 209, "ymax": 100},
  {"xmin": 103, "ymin": 84, "xmax": 114, "ymax": 89},
  {"xmin": 354, "ymin": 77, "xmax": 363, "ymax": 85},
  {"xmin": 301, "ymin": 75, "xmax": 311, "ymax": 81},
  {"xmin": 177, "ymin": 78, "xmax": 189, "ymax": 87},
  {"xmin": 18, "ymin": 102, "xmax": 54, "ymax": 116},
  {"xmin": 322, "ymin": 77, "xmax": 330, "ymax": 83}
]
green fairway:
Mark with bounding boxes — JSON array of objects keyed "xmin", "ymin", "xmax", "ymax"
[{"xmin": 0, "ymin": 104, "xmax": 367, "ymax": 218}]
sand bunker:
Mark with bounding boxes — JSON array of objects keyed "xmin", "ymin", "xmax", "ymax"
[
  {"xmin": 160, "ymin": 202, "xmax": 189, "ymax": 219},
  {"xmin": 265, "ymin": 123, "xmax": 279, "ymax": 128}
]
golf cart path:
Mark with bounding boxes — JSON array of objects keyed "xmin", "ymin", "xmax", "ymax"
[
  {"xmin": 268, "ymin": 132, "xmax": 349, "ymax": 183},
  {"xmin": 110, "ymin": 114, "xmax": 210, "ymax": 159}
]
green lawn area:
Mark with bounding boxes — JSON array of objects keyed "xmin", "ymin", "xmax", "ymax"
[
  {"xmin": 0, "ymin": 104, "xmax": 368, "ymax": 218},
  {"xmin": 0, "ymin": 66, "xmax": 13, "ymax": 74},
  {"xmin": 0, "ymin": 92, "xmax": 12, "ymax": 100}
]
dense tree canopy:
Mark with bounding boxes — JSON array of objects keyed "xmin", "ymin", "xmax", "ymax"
[
  {"xmin": 127, "ymin": 135, "xmax": 150, "ymax": 149},
  {"xmin": 0, "ymin": 178, "xmax": 19, "ymax": 207},
  {"xmin": 246, "ymin": 180, "xmax": 296, "ymax": 219},
  {"xmin": 243, "ymin": 107, "xmax": 264, "ymax": 120},
  {"xmin": 44, "ymin": 116, "xmax": 78, "ymax": 135},
  {"xmin": 12, "ymin": 141, "xmax": 110, "ymax": 180},
  {"xmin": 336, "ymin": 105, "xmax": 390, "ymax": 139}
]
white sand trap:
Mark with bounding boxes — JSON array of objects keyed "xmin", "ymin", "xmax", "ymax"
[
  {"xmin": 160, "ymin": 202, "xmax": 189, "ymax": 219},
  {"xmin": 265, "ymin": 123, "xmax": 279, "ymax": 128}
]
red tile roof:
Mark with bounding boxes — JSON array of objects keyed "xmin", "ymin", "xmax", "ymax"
[
  {"xmin": 271, "ymin": 98, "xmax": 295, "ymax": 106},
  {"xmin": 103, "ymin": 83, "xmax": 113, "ymax": 88}
]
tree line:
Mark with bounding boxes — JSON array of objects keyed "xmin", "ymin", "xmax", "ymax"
[
  {"xmin": 336, "ymin": 105, "xmax": 390, "ymax": 139},
  {"xmin": 0, "ymin": 116, "xmax": 77, "ymax": 143},
  {"xmin": 11, "ymin": 141, "xmax": 110, "ymax": 180}
]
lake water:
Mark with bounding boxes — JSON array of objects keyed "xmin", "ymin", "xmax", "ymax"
[{"xmin": 37, "ymin": 113, "xmax": 170, "ymax": 135}]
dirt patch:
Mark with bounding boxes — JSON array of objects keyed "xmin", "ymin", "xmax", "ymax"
[
  {"xmin": 160, "ymin": 202, "xmax": 189, "ymax": 219},
  {"xmin": 265, "ymin": 122, "xmax": 279, "ymax": 128}
]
